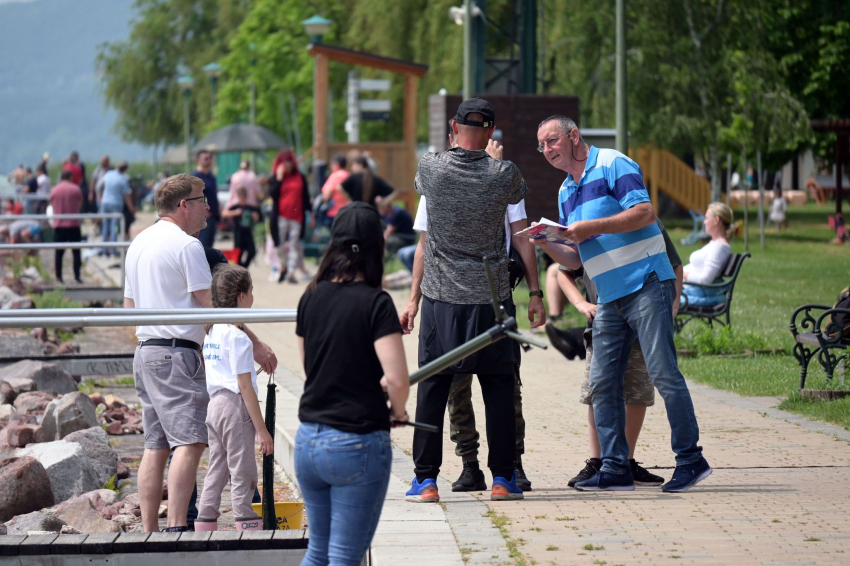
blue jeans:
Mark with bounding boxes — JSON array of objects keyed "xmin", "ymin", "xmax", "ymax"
[
  {"xmin": 295, "ymin": 422, "xmax": 392, "ymax": 566},
  {"xmin": 590, "ymin": 272, "xmax": 702, "ymax": 474},
  {"xmin": 397, "ymin": 244, "xmax": 417, "ymax": 273},
  {"xmin": 100, "ymin": 202, "xmax": 123, "ymax": 255}
]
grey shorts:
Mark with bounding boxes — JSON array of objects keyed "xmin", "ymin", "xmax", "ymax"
[
  {"xmin": 133, "ymin": 345, "xmax": 210, "ymax": 449},
  {"xmin": 580, "ymin": 344, "xmax": 655, "ymax": 407}
]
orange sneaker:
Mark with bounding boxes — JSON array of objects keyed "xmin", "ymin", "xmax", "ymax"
[{"xmin": 406, "ymin": 478, "xmax": 440, "ymax": 503}]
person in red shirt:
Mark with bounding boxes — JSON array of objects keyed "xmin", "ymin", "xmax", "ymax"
[
  {"xmin": 50, "ymin": 169, "xmax": 84, "ymax": 284},
  {"xmin": 268, "ymin": 149, "xmax": 311, "ymax": 284}
]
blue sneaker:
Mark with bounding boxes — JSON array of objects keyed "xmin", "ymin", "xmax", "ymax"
[
  {"xmin": 662, "ymin": 457, "xmax": 712, "ymax": 492},
  {"xmin": 406, "ymin": 478, "xmax": 440, "ymax": 503},
  {"xmin": 491, "ymin": 473, "xmax": 524, "ymax": 500},
  {"xmin": 574, "ymin": 469, "xmax": 635, "ymax": 491}
]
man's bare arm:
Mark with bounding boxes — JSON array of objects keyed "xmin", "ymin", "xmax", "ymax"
[{"xmin": 400, "ymin": 232, "xmax": 426, "ymax": 334}]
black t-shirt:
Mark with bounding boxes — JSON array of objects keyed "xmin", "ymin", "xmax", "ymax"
[
  {"xmin": 228, "ymin": 204, "xmax": 261, "ymax": 230},
  {"xmin": 296, "ymin": 280, "xmax": 402, "ymax": 434},
  {"xmin": 25, "ymin": 177, "xmax": 37, "ymax": 194},
  {"xmin": 383, "ymin": 206, "xmax": 414, "ymax": 235},
  {"xmin": 340, "ymin": 173, "xmax": 393, "ymax": 206}
]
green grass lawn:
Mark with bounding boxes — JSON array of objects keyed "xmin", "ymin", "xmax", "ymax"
[{"xmin": 669, "ymin": 202, "xmax": 850, "ymax": 430}]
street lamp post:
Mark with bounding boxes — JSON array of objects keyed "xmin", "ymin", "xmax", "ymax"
[
  {"xmin": 302, "ymin": 15, "xmax": 332, "ymax": 159},
  {"xmin": 615, "ymin": 0, "xmax": 628, "ymax": 154},
  {"xmin": 203, "ymin": 62, "xmax": 221, "ymax": 121},
  {"xmin": 248, "ymin": 43, "xmax": 257, "ymax": 125},
  {"xmin": 178, "ymin": 75, "xmax": 195, "ymax": 173}
]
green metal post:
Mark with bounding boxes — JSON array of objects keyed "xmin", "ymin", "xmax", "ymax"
[
  {"xmin": 520, "ymin": 0, "xmax": 537, "ymax": 94},
  {"xmin": 183, "ymin": 90, "xmax": 191, "ymax": 173},
  {"xmin": 615, "ymin": 0, "xmax": 628, "ymax": 154},
  {"xmin": 463, "ymin": 0, "xmax": 473, "ymax": 99}
]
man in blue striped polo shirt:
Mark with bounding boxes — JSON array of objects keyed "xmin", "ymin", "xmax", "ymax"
[{"xmin": 533, "ymin": 115, "xmax": 711, "ymax": 493}]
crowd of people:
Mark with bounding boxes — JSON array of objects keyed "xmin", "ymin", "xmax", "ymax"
[{"xmin": 116, "ymin": 97, "xmax": 730, "ymax": 566}]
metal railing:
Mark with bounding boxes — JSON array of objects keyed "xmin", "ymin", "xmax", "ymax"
[
  {"xmin": 0, "ymin": 308, "xmax": 297, "ymax": 328},
  {"xmin": 0, "ymin": 308, "xmax": 283, "ymax": 318}
]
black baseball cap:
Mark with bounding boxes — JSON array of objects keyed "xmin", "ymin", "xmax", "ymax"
[
  {"xmin": 454, "ymin": 98, "xmax": 495, "ymax": 128},
  {"xmin": 331, "ymin": 202, "xmax": 384, "ymax": 252}
]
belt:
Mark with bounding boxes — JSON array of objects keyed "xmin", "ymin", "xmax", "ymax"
[{"xmin": 139, "ymin": 338, "xmax": 201, "ymax": 352}]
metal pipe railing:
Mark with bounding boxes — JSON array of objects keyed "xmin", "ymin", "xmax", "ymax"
[
  {"xmin": 0, "ymin": 309, "xmax": 297, "ymax": 329},
  {"xmin": 0, "ymin": 308, "xmax": 285, "ymax": 318}
]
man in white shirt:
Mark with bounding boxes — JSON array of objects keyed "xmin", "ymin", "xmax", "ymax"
[{"xmin": 125, "ymin": 174, "xmax": 276, "ymax": 532}]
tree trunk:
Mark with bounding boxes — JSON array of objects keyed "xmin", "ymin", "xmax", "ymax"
[{"xmin": 708, "ymin": 144, "xmax": 721, "ymax": 203}]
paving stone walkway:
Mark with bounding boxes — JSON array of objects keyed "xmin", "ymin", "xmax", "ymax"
[{"xmin": 246, "ymin": 256, "xmax": 850, "ymax": 566}]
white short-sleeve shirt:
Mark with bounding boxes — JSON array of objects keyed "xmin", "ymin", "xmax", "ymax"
[
  {"xmin": 413, "ymin": 196, "xmax": 527, "ymax": 253},
  {"xmin": 203, "ymin": 324, "xmax": 258, "ymax": 397},
  {"xmin": 124, "ymin": 220, "xmax": 212, "ymax": 344}
]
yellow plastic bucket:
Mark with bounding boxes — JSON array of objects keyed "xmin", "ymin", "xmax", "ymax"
[{"xmin": 251, "ymin": 502, "xmax": 305, "ymax": 530}]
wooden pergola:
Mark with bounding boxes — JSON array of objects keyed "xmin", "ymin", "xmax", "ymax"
[
  {"xmin": 811, "ymin": 119, "xmax": 850, "ymax": 214},
  {"xmin": 307, "ymin": 43, "xmax": 428, "ymax": 209}
]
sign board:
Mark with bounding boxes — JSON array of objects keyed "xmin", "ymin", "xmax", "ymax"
[
  {"xmin": 357, "ymin": 79, "xmax": 391, "ymax": 91},
  {"xmin": 359, "ymin": 99, "xmax": 391, "ymax": 112},
  {"xmin": 361, "ymin": 111, "xmax": 391, "ymax": 121}
]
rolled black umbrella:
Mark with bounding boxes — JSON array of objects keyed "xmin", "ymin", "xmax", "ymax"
[{"xmin": 262, "ymin": 372, "xmax": 277, "ymax": 530}]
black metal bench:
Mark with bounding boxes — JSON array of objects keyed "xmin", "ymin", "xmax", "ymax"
[
  {"xmin": 674, "ymin": 252, "xmax": 751, "ymax": 333},
  {"xmin": 791, "ymin": 305, "xmax": 850, "ymax": 388}
]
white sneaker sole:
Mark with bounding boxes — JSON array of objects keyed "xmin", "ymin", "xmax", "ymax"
[
  {"xmin": 574, "ymin": 484, "xmax": 635, "ymax": 491},
  {"xmin": 491, "ymin": 493, "xmax": 524, "ymax": 501},
  {"xmin": 662, "ymin": 467, "xmax": 712, "ymax": 492},
  {"xmin": 405, "ymin": 495, "xmax": 440, "ymax": 503}
]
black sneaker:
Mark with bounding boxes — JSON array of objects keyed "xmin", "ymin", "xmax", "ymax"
[
  {"xmin": 452, "ymin": 462, "xmax": 487, "ymax": 492},
  {"xmin": 630, "ymin": 459, "xmax": 664, "ymax": 485},
  {"xmin": 662, "ymin": 457, "xmax": 712, "ymax": 493},
  {"xmin": 568, "ymin": 458, "xmax": 601, "ymax": 487},
  {"xmin": 515, "ymin": 462, "xmax": 532, "ymax": 492},
  {"xmin": 277, "ymin": 269, "xmax": 288, "ymax": 283}
]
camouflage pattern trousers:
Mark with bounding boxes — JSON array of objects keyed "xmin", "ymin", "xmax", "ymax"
[{"xmin": 447, "ymin": 369, "xmax": 525, "ymax": 462}]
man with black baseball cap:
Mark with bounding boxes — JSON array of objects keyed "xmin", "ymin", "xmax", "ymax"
[{"xmin": 401, "ymin": 98, "xmax": 530, "ymax": 503}]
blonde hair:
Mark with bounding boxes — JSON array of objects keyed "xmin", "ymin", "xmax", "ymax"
[{"xmin": 707, "ymin": 202, "xmax": 736, "ymax": 240}]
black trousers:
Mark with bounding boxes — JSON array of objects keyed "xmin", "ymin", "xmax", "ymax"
[
  {"xmin": 54, "ymin": 227, "xmax": 81, "ymax": 282},
  {"xmin": 235, "ymin": 228, "xmax": 256, "ymax": 268},
  {"xmin": 413, "ymin": 372, "xmax": 516, "ymax": 482}
]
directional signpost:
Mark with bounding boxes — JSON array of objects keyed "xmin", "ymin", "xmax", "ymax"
[{"xmin": 346, "ymin": 75, "xmax": 393, "ymax": 142}]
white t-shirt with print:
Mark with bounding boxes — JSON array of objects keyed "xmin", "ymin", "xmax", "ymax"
[
  {"xmin": 413, "ymin": 196, "xmax": 527, "ymax": 253},
  {"xmin": 203, "ymin": 324, "xmax": 258, "ymax": 397},
  {"xmin": 124, "ymin": 220, "xmax": 212, "ymax": 344}
]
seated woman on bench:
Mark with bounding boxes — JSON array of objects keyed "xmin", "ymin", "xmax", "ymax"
[{"xmin": 681, "ymin": 202, "xmax": 735, "ymax": 309}]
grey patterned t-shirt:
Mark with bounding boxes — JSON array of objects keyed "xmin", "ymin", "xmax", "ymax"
[{"xmin": 415, "ymin": 148, "xmax": 527, "ymax": 304}]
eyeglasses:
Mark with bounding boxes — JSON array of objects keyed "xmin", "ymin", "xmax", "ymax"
[
  {"xmin": 184, "ymin": 195, "xmax": 208, "ymax": 205},
  {"xmin": 537, "ymin": 132, "xmax": 568, "ymax": 153}
]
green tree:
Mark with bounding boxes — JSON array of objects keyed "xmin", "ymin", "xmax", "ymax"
[{"xmin": 96, "ymin": 0, "xmax": 252, "ymax": 147}]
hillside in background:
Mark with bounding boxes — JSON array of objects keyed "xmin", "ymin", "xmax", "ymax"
[{"xmin": 0, "ymin": 0, "xmax": 147, "ymax": 173}]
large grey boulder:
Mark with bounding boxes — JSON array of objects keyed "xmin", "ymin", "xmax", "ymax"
[
  {"xmin": 4, "ymin": 511, "xmax": 66, "ymax": 535},
  {"xmin": 2, "ymin": 360, "xmax": 77, "ymax": 395},
  {"xmin": 54, "ymin": 392, "xmax": 99, "ymax": 439},
  {"xmin": 13, "ymin": 390, "xmax": 57, "ymax": 413},
  {"xmin": 0, "ymin": 456, "xmax": 55, "ymax": 522},
  {"xmin": 0, "ymin": 335, "xmax": 47, "ymax": 358},
  {"xmin": 63, "ymin": 427, "xmax": 117, "ymax": 486},
  {"xmin": 16, "ymin": 440, "xmax": 101, "ymax": 504},
  {"xmin": 52, "ymin": 495, "xmax": 120, "ymax": 534}
]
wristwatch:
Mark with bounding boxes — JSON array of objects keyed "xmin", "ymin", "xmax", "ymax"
[{"xmin": 529, "ymin": 290, "xmax": 544, "ymax": 298}]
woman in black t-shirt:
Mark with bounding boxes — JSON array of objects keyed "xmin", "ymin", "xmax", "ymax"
[
  {"xmin": 294, "ymin": 202, "xmax": 409, "ymax": 565},
  {"xmin": 339, "ymin": 156, "xmax": 397, "ymax": 206}
]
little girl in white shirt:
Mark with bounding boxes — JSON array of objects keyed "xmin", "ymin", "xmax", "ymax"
[{"xmin": 194, "ymin": 265, "xmax": 274, "ymax": 532}]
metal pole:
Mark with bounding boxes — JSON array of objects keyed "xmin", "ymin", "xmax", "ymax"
[
  {"xmin": 725, "ymin": 153, "xmax": 732, "ymax": 205},
  {"xmin": 742, "ymin": 146, "xmax": 749, "ymax": 252},
  {"xmin": 615, "ymin": 0, "xmax": 628, "ymax": 154},
  {"xmin": 0, "ymin": 310, "xmax": 298, "ymax": 329},
  {"xmin": 0, "ymin": 213, "xmax": 123, "ymax": 222},
  {"xmin": 757, "ymin": 150, "xmax": 765, "ymax": 249},
  {"xmin": 210, "ymin": 76, "xmax": 218, "ymax": 121},
  {"xmin": 0, "ymin": 242, "xmax": 131, "ymax": 251},
  {"xmin": 410, "ymin": 328, "xmax": 505, "ymax": 386},
  {"xmin": 183, "ymin": 90, "xmax": 192, "ymax": 173},
  {"xmin": 289, "ymin": 94, "xmax": 303, "ymax": 157},
  {"xmin": 250, "ymin": 81, "xmax": 256, "ymax": 126},
  {"xmin": 463, "ymin": 0, "xmax": 473, "ymax": 99},
  {"xmin": 347, "ymin": 71, "xmax": 360, "ymax": 143},
  {"xmin": 0, "ymin": 308, "xmax": 289, "ymax": 318}
]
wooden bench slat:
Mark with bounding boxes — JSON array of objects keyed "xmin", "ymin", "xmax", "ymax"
[
  {"xmin": 51, "ymin": 534, "xmax": 88, "ymax": 554},
  {"xmin": 271, "ymin": 529, "xmax": 306, "ymax": 549},
  {"xmin": 208, "ymin": 531, "xmax": 241, "ymax": 551},
  {"xmin": 177, "ymin": 531, "xmax": 212, "ymax": 552},
  {"xmin": 239, "ymin": 530, "xmax": 274, "ymax": 550},
  {"xmin": 19, "ymin": 533, "xmax": 59, "ymax": 555},
  {"xmin": 0, "ymin": 535, "xmax": 27, "ymax": 557},
  {"xmin": 112, "ymin": 532, "xmax": 150, "ymax": 553},
  {"xmin": 79, "ymin": 532, "xmax": 119, "ymax": 555},
  {"xmin": 145, "ymin": 531, "xmax": 181, "ymax": 552}
]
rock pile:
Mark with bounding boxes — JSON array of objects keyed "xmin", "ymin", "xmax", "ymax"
[{"xmin": 92, "ymin": 393, "xmax": 144, "ymax": 436}]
